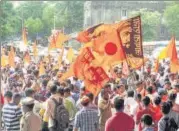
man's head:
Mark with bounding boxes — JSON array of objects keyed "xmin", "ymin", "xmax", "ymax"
[
  {"xmin": 57, "ymin": 87, "xmax": 64, "ymax": 97},
  {"xmin": 114, "ymin": 97, "xmax": 124, "ymax": 111},
  {"xmin": 21, "ymin": 97, "xmax": 35, "ymax": 113},
  {"xmin": 103, "ymin": 83, "xmax": 111, "ymax": 93},
  {"xmin": 101, "ymin": 89, "xmax": 109, "ymax": 100},
  {"xmin": 4, "ymin": 91, "xmax": 13, "ymax": 103},
  {"xmin": 164, "ymin": 81, "xmax": 171, "ymax": 90},
  {"xmin": 153, "ymin": 96, "xmax": 161, "ymax": 106},
  {"xmin": 80, "ymin": 96, "xmax": 90, "ymax": 107},
  {"xmin": 161, "ymin": 102, "xmax": 171, "ymax": 115},
  {"xmin": 86, "ymin": 93, "xmax": 94, "ymax": 103},
  {"xmin": 142, "ymin": 96, "xmax": 150, "ymax": 108},
  {"xmin": 127, "ymin": 90, "xmax": 134, "ymax": 98},
  {"xmin": 12, "ymin": 93, "xmax": 21, "ymax": 105},
  {"xmin": 135, "ymin": 93, "xmax": 142, "ymax": 102},
  {"xmin": 169, "ymin": 93, "xmax": 177, "ymax": 102},
  {"xmin": 64, "ymin": 87, "xmax": 71, "ymax": 97},
  {"xmin": 141, "ymin": 114, "xmax": 153, "ymax": 127},
  {"xmin": 116, "ymin": 84, "xmax": 125, "ymax": 94},
  {"xmin": 50, "ymin": 84, "xmax": 57, "ymax": 94},
  {"xmin": 174, "ymin": 83, "xmax": 179, "ymax": 92},
  {"xmin": 146, "ymin": 86, "xmax": 153, "ymax": 94},
  {"xmin": 25, "ymin": 88, "xmax": 35, "ymax": 98}
]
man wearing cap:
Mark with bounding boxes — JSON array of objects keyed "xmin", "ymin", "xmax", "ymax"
[
  {"xmin": 73, "ymin": 96, "xmax": 99, "ymax": 131},
  {"xmin": 20, "ymin": 97, "xmax": 42, "ymax": 131}
]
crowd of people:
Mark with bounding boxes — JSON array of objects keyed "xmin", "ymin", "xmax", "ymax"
[{"xmin": 1, "ymin": 48, "xmax": 179, "ymax": 131}]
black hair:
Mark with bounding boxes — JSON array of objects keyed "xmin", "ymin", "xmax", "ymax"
[
  {"xmin": 153, "ymin": 96, "xmax": 161, "ymax": 106},
  {"xmin": 68, "ymin": 84, "xmax": 74, "ymax": 91},
  {"xmin": 103, "ymin": 83, "xmax": 111, "ymax": 89},
  {"xmin": 26, "ymin": 104, "xmax": 35, "ymax": 110},
  {"xmin": 65, "ymin": 79, "xmax": 71, "ymax": 85},
  {"xmin": 86, "ymin": 93, "xmax": 94, "ymax": 101},
  {"xmin": 64, "ymin": 87, "xmax": 71, "ymax": 93},
  {"xmin": 50, "ymin": 84, "xmax": 57, "ymax": 94},
  {"xmin": 57, "ymin": 87, "xmax": 64, "ymax": 96},
  {"xmin": 4, "ymin": 91, "xmax": 13, "ymax": 98},
  {"xmin": 114, "ymin": 97, "xmax": 124, "ymax": 111},
  {"xmin": 161, "ymin": 102, "xmax": 171, "ymax": 115},
  {"xmin": 12, "ymin": 93, "xmax": 21, "ymax": 100},
  {"xmin": 127, "ymin": 90, "xmax": 134, "ymax": 97},
  {"xmin": 142, "ymin": 96, "xmax": 150, "ymax": 107},
  {"xmin": 169, "ymin": 93, "xmax": 177, "ymax": 101},
  {"xmin": 25, "ymin": 88, "xmax": 35, "ymax": 97},
  {"xmin": 141, "ymin": 114, "xmax": 153, "ymax": 126},
  {"xmin": 42, "ymin": 80, "xmax": 48, "ymax": 87},
  {"xmin": 54, "ymin": 80, "xmax": 60, "ymax": 86},
  {"xmin": 135, "ymin": 93, "xmax": 142, "ymax": 101},
  {"xmin": 147, "ymin": 86, "xmax": 153, "ymax": 94}
]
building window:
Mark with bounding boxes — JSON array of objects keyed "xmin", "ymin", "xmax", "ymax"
[
  {"xmin": 122, "ymin": 9, "xmax": 127, "ymax": 17},
  {"xmin": 121, "ymin": 9, "xmax": 127, "ymax": 20}
]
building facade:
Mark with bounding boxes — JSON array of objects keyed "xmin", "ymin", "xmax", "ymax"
[{"xmin": 83, "ymin": 1, "xmax": 169, "ymax": 41}]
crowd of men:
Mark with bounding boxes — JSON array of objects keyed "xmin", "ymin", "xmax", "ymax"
[{"xmin": 1, "ymin": 49, "xmax": 179, "ymax": 131}]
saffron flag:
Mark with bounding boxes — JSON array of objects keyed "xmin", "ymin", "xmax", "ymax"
[
  {"xmin": 48, "ymin": 35, "xmax": 57, "ymax": 50},
  {"xmin": 84, "ymin": 66, "xmax": 109, "ymax": 96},
  {"xmin": 73, "ymin": 47, "xmax": 95, "ymax": 79},
  {"xmin": 1, "ymin": 55, "xmax": 8, "ymax": 67},
  {"xmin": 153, "ymin": 59, "xmax": 159, "ymax": 73},
  {"xmin": 56, "ymin": 32, "xmax": 69, "ymax": 48},
  {"xmin": 10, "ymin": 46, "xmax": 15, "ymax": 57},
  {"xmin": 8, "ymin": 51, "xmax": 15, "ymax": 68},
  {"xmin": 22, "ymin": 27, "xmax": 28, "ymax": 45},
  {"xmin": 169, "ymin": 37, "xmax": 179, "ymax": 73},
  {"xmin": 33, "ymin": 41, "xmax": 38, "ymax": 57},
  {"xmin": 76, "ymin": 23, "xmax": 103, "ymax": 43},
  {"xmin": 92, "ymin": 29, "xmax": 126, "ymax": 66},
  {"xmin": 39, "ymin": 62, "xmax": 45, "ymax": 76},
  {"xmin": 66, "ymin": 48, "xmax": 74, "ymax": 63}
]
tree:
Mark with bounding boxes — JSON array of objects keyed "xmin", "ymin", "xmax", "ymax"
[
  {"xmin": 130, "ymin": 9, "xmax": 161, "ymax": 41},
  {"xmin": 163, "ymin": 3, "xmax": 179, "ymax": 39},
  {"xmin": 25, "ymin": 17, "xmax": 43, "ymax": 38},
  {"xmin": 0, "ymin": 1, "xmax": 20, "ymax": 40}
]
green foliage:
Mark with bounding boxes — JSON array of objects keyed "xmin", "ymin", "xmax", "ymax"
[
  {"xmin": 1, "ymin": 1, "xmax": 84, "ymax": 41},
  {"xmin": 163, "ymin": 3, "xmax": 179, "ymax": 38},
  {"xmin": 25, "ymin": 17, "xmax": 43, "ymax": 35},
  {"xmin": 130, "ymin": 9, "xmax": 161, "ymax": 41},
  {"xmin": 0, "ymin": 1, "xmax": 20, "ymax": 39}
]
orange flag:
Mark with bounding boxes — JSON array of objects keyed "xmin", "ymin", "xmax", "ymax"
[
  {"xmin": 168, "ymin": 37, "xmax": 179, "ymax": 73},
  {"xmin": 73, "ymin": 47, "xmax": 95, "ymax": 80},
  {"xmin": 92, "ymin": 29, "xmax": 126, "ymax": 66},
  {"xmin": 84, "ymin": 66, "xmax": 109, "ymax": 96},
  {"xmin": 39, "ymin": 62, "xmax": 45, "ymax": 76},
  {"xmin": 10, "ymin": 46, "xmax": 15, "ymax": 57},
  {"xmin": 56, "ymin": 32, "xmax": 69, "ymax": 48},
  {"xmin": 1, "ymin": 55, "xmax": 8, "ymax": 67},
  {"xmin": 153, "ymin": 59, "xmax": 159, "ymax": 73},
  {"xmin": 66, "ymin": 48, "xmax": 74, "ymax": 63},
  {"xmin": 24, "ymin": 52, "xmax": 31, "ymax": 64},
  {"xmin": 8, "ymin": 51, "xmax": 15, "ymax": 68},
  {"xmin": 33, "ymin": 41, "xmax": 38, "ymax": 57},
  {"xmin": 22, "ymin": 27, "xmax": 28, "ymax": 45},
  {"xmin": 48, "ymin": 35, "xmax": 57, "ymax": 50}
]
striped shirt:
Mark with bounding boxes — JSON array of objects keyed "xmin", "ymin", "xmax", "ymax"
[
  {"xmin": 2, "ymin": 103, "xmax": 22, "ymax": 131},
  {"xmin": 74, "ymin": 107, "xmax": 99, "ymax": 131}
]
